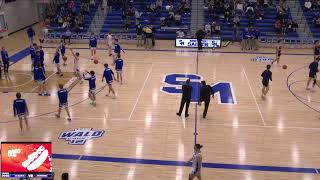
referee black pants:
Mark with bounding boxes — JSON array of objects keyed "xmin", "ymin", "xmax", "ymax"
[
  {"xmin": 3, "ymin": 60, "xmax": 9, "ymax": 73},
  {"xmin": 203, "ymin": 100, "xmax": 210, "ymax": 118},
  {"xmin": 178, "ymin": 98, "xmax": 191, "ymax": 115},
  {"xmin": 197, "ymin": 38, "xmax": 202, "ymax": 50}
]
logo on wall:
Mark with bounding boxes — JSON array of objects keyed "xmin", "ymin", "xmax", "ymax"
[
  {"xmin": 59, "ymin": 128, "xmax": 105, "ymax": 145},
  {"xmin": 160, "ymin": 73, "xmax": 236, "ymax": 104},
  {"xmin": 251, "ymin": 56, "xmax": 273, "ymax": 62}
]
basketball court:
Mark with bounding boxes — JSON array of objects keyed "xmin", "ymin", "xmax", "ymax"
[{"xmin": 0, "ymin": 27, "xmax": 320, "ymax": 179}]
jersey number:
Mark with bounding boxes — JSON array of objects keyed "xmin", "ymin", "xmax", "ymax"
[{"xmin": 161, "ymin": 73, "xmax": 236, "ymax": 104}]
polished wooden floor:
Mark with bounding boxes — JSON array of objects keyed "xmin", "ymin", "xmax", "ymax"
[{"xmin": 0, "ymin": 26, "xmax": 320, "ymax": 179}]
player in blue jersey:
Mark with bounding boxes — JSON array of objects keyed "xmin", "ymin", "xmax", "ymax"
[
  {"xmin": 83, "ymin": 70, "xmax": 97, "ymax": 106},
  {"xmin": 59, "ymin": 40, "xmax": 67, "ymax": 66},
  {"xmin": 13, "ymin": 92, "xmax": 30, "ymax": 132},
  {"xmin": 89, "ymin": 33, "xmax": 97, "ymax": 60},
  {"xmin": 34, "ymin": 51, "xmax": 41, "ymax": 68},
  {"xmin": 52, "ymin": 48, "xmax": 63, "ymax": 76},
  {"xmin": 1, "ymin": 46, "xmax": 10, "ymax": 75},
  {"xmin": 102, "ymin": 63, "xmax": 116, "ymax": 98},
  {"xmin": 261, "ymin": 64, "xmax": 272, "ymax": 99},
  {"xmin": 306, "ymin": 57, "xmax": 320, "ymax": 90},
  {"xmin": 55, "ymin": 84, "xmax": 71, "ymax": 121},
  {"xmin": 34, "ymin": 62, "xmax": 50, "ymax": 96},
  {"xmin": 114, "ymin": 54, "xmax": 124, "ymax": 84},
  {"xmin": 30, "ymin": 43, "xmax": 37, "ymax": 71},
  {"xmin": 39, "ymin": 46, "xmax": 45, "ymax": 72},
  {"xmin": 113, "ymin": 39, "xmax": 125, "ymax": 61}
]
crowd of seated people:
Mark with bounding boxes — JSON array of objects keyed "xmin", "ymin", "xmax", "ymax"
[
  {"xmin": 160, "ymin": 0, "xmax": 191, "ymax": 28},
  {"xmin": 273, "ymin": 0, "xmax": 298, "ymax": 35},
  {"xmin": 45, "ymin": 0, "xmax": 97, "ymax": 33}
]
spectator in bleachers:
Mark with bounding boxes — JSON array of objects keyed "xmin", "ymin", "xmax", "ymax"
[
  {"xmin": 176, "ymin": 30, "xmax": 185, "ymax": 37},
  {"xmin": 274, "ymin": 19, "xmax": 282, "ymax": 34},
  {"xmin": 211, "ymin": 21, "xmax": 220, "ymax": 35},
  {"xmin": 156, "ymin": 0, "xmax": 163, "ymax": 9},
  {"xmin": 107, "ymin": 0, "xmax": 113, "ymax": 12},
  {"xmin": 233, "ymin": 15, "xmax": 240, "ymax": 42},
  {"xmin": 281, "ymin": 20, "xmax": 287, "ymax": 35},
  {"xmin": 255, "ymin": 8, "xmax": 264, "ymax": 20},
  {"xmin": 136, "ymin": 24, "xmax": 143, "ymax": 46},
  {"xmin": 225, "ymin": 9, "xmax": 231, "ymax": 25},
  {"xmin": 314, "ymin": 15, "xmax": 320, "ymax": 27},
  {"xmin": 135, "ymin": 9, "xmax": 142, "ymax": 25},
  {"xmin": 304, "ymin": 0, "xmax": 313, "ymax": 11},
  {"xmin": 174, "ymin": 13, "xmax": 182, "ymax": 26},
  {"xmin": 204, "ymin": 23, "xmax": 211, "ymax": 36},
  {"xmin": 90, "ymin": 0, "xmax": 96, "ymax": 7},
  {"xmin": 292, "ymin": 20, "xmax": 299, "ymax": 31}
]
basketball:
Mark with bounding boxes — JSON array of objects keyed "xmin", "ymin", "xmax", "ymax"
[
  {"xmin": 94, "ymin": 59, "xmax": 99, "ymax": 64},
  {"xmin": 62, "ymin": 56, "xmax": 67, "ymax": 62},
  {"xmin": 282, "ymin": 65, "xmax": 287, "ymax": 69}
]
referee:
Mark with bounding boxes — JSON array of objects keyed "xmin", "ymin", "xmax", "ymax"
[
  {"xmin": 198, "ymin": 81, "xmax": 214, "ymax": 118},
  {"xmin": 177, "ymin": 79, "xmax": 192, "ymax": 118}
]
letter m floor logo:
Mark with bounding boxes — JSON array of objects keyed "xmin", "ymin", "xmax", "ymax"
[{"xmin": 160, "ymin": 73, "xmax": 236, "ymax": 104}]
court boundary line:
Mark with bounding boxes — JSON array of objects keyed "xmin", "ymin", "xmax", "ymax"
[
  {"xmin": 25, "ymin": 115, "xmax": 320, "ymax": 130},
  {"xmin": 242, "ymin": 65, "xmax": 266, "ymax": 126},
  {"xmin": 43, "ymin": 46, "xmax": 315, "ymax": 56},
  {"xmin": 128, "ymin": 63, "xmax": 154, "ymax": 121},
  {"xmin": 52, "ymin": 153, "xmax": 318, "ymax": 174}
]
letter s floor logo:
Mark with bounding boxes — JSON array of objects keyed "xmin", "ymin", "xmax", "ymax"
[
  {"xmin": 59, "ymin": 128, "xmax": 105, "ymax": 145},
  {"xmin": 160, "ymin": 73, "xmax": 236, "ymax": 104}
]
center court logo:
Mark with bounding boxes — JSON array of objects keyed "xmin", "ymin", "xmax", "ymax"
[{"xmin": 59, "ymin": 128, "xmax": 105, "ymax": 145}]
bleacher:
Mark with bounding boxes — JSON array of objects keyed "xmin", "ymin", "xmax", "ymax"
[
  {"xmin": 204, "ymin": 5, "xmax": 298, "ymax": 41},
  {"xmin": 49, "ymin": 0, "xmax": 101, "ymax": 34},
  {"xmin": 298, "ymin": 0, "xmax": 320, "ymax": 38},
  {"xmin": 100, "ymin": 1, "xmax": 191, "ymax": 39}
]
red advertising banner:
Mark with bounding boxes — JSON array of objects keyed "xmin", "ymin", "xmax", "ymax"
[{"xmin": 1, "ymin": 143, "xmax": 52, "ymax": 173}]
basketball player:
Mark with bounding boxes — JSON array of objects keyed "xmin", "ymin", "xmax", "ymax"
[
  {"xmin": 102, "ymin": 63, "xmax": 116, "ymax": 98},
  {"xmin": 314, "ymin": 40, "xmax": 320, "ymax": 60},
  {"xmin": 55, "ymin": 84, "xmax": 71, "ymax": 121},
  {"xmin": 59, "ymin": 40, "xmax": 67, "ymax": 66},
  {"xmin": 1, "ymin": 46, "xmax": 10, "ymax": 75},
  {"xmin": 106, "ymin": 32, "xmax": 113, "ymax": 56},
  {"xmin": 261, "ymin": 64, "xmax": 272, "ymax": 99},
  {"xmin": 89, "ymin": 33, "xmax": 97, "ymax": 60},
  {"xmin": 34, "ymin": 62, "xmax": 50, "ymax": 96},
  {"xmin": 187, "ymin": 144, "xmax": 203, "ymax": 180},
  {"xmin": 13, "ymin": 92, "xmax": 30, "ymax": 132},
  {"xmin": 114, "ymin": 54, "xmax": 124, "ymax": 84},
  {"xmin": 70, "ymin": 48, "xmax": 83, "ymax": 83},
  {"xmin": 30, "ymin": 43, "xmax": 37, "ymax": 71},
  {"xmin": 176, "ymin": 79, "xmax": 192, "ymax": 117},
  {"xmin": 83, "ymin": 70, "xmax": 96, "ymax": 106},
  {"xmin": 34, "ymin": 51, "xmax": 41, "ymax": 69},
  {"xmin": 271, "ymin": 40, "xmax": 282, "ymax": 65},
  {"xmin": 306, "ymin": 57, "xmax": 320, "ymax": 90},
  {"xmin": 52, "ymin": 48, "xmax": 63, "ymax": 76},
  {"xmin": 39, "ymin": 46, "xmax": 45, "ymax": 72},
  {"xmin": 113, "ymin": 39, "xmax": 125, "ymax": 61}
]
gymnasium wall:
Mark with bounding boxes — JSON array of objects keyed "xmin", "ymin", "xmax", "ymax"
[{"xmin": 0, "ymin": 0, "xmax": 39, "ymax": 34}]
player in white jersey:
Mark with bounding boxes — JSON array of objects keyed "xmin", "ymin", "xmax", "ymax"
[
  {"xmin": 187, "ymin": 144, "xmax": 203, "ymax": 180},
  {"xmin": 70, "ymin": 48, "xmax": 83, "ymax": 84},
  {"xmin": 106, "ymin": 32, "xmax": 113, "ymax": 56}
]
